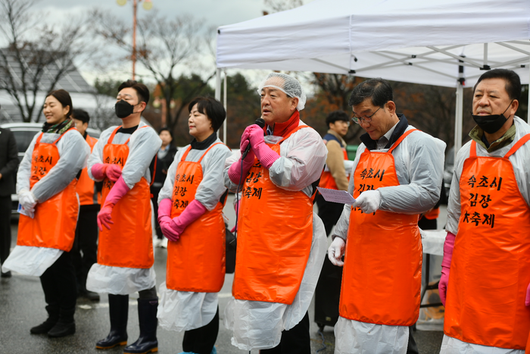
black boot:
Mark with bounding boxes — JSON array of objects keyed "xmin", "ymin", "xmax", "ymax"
[
  {"xmin": 30, "ymin": 304, "xmax": 59, "ymax": 334},
  {"xmin": 124, "ymin": 298, "xmax": 158, "ymax": 354},
  {"xmin": 48, "ymin": 295, "xmax": 77, "ymax": 338},
  {"xmin": 48, "ymin": 321, "xmax": 76, "ymax": 338},
  {"xmin": 96, "ymin": 294, "xmax": 129, "ymax": 350}
]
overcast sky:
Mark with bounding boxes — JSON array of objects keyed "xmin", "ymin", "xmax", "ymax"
[
  {"xmin": 34, "ymin": 0, "xmax": 267, "ymax": 31},
  {"xmin": 27, "ymin": 0, "xmax": 304, "ymax": 86}
]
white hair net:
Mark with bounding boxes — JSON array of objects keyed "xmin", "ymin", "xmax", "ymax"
[{"xmin": 258, "ymin": 73, "xmax": 307, "ymax": 111}]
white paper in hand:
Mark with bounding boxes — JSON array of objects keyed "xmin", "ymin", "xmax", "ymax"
[
  {"xmin": 317, "ymin": 187, "xmax": 356, "ymax": 205},
  {"xmin": 18, "ymin": 203, "xmax": 34, "ymax": 218}
]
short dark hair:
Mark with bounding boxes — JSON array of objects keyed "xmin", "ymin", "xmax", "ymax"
[
  {"xmin": 71, "ymin": 108, "xmax": 90, "ymax": 124},
  {"xmin": 325, "ymin": 110, "xmax": 349, "ymax": 127},
  {"xmin": 158, "ymin": 126, "xmax": 173, "ymax": 139},
  {"xmin": 348, "ymin": 78, "xmax": 393, "ymax": 108},
  {"xmin": 474, "ymin": 69, "xmax": 521, "ymax": 101},
  {"xmin": 188, "ymin": 97, "xmax": 226, "ymax": 132},
  {"xmin": 118, "ymin": 80, "xmax": 150, "ymax": 104},
  {"xmin": 47, "ymin": 89, "xmax": 72, "ymax": 118}
]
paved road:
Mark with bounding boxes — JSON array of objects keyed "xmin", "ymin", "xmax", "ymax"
[{"xmin": 0, "ymin": 197, "xmax": 445, "ymax": 353}]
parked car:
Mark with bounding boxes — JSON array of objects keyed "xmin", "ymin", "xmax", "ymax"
[{"xmin": 0, "ymin": 122, "xmax": 100, "ymax": 217}]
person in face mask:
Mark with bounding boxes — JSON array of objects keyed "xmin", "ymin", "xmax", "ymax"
[
  {"xmin": 439, "ymin": 69, "xmax": 530, "ymax": 353},
  {"xmin": 85, "ymin": 80, "xmax": 162, "ymax": 354}
]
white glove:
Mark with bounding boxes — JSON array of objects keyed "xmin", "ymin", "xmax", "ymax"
[
  {"xmin": 352, "ymin": 190, "xmax": 381, "ymax": 214},
  {"xmin": 19, "ymin": 189, "xmax": 37, "ymax": 211},
  {"xmin": 328, "ymin": 237, "xmax": 346, "ymax": 267}
]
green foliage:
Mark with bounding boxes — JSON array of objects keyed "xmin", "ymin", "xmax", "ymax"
[
  {"xmin": 171, "ymin": 73, "xmax": 214, "ymax": 100},
  {"xmin": 93, "ymin": 78, "xmax": 123, "ymax": 98}
]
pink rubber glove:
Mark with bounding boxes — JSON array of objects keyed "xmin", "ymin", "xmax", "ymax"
[
  {"xmin": 227, "ymin": 126, "xmax": 258, "ymax": 184},
  {"xmin": 439, "ymin": 231, "xmax": 456, "ymax": 306},
  {"xmin": 248, "ymin": 125, "xmax": 279, "ymax": 169},
  {"xmin": 160, "ymin": 219, "xmax": 180, "ymax": 241},
  {"xmin": 157, "ymin": 198, "xmax": 180, "ymax": 241},
  {"xmin": 91, "ymin": 163, "xmax": 108, "ymax": 180},
  {"xmin": 97, "ymin": 176, "xmax": 130, "ymax": 231},
  {"xmin": 168, "ymin": 199, "xmax": 207, "ymax": 236},
  {"xmin": 157, "ymin": 198, "xmax": 172, "ymax": 223},
  {"xmin": 91, "ymin": 163, "xmax": 122, "ymax": 182},
  {"xmin": 106, "ymin": 164, "xmax": 123, "ymax": 182}
]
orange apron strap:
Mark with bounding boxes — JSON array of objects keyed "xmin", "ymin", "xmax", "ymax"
[
  {"xmin": 180, "ymin": 146, "xmax": 193, "ymax": 161},
  {"xmin": 197, "ymin": 142, "xmax": 225, "ymax": 164},
  {"xmin": 469, "ymin": 140, "xmax": 477, "ymax": 157},
  {"xmin": 35, "ymin": 132, "xmax": 44, "ymax": 144},
  {"xmin": 52, "ymin": 127, "xmax": 76, "ymax": 144},
  {"xmin": 504, "ymin": 134, "xmax": 530, "ymax": 159},
  {"xmin": 109, "ymin": 125, "xmax": 150, "ymax": 145},
  {"xmin": 387, "ymin": 129, "xmax": 419, "ymax": 154},
  {"xmin": 107, "ymin": 126, "xmax": 121, "ymax": 144},
  {"xmin": 150, "ymin": 155, "xmax": 157, "ymax": 189}
]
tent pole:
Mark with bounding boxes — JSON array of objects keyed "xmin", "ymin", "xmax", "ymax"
[
  {"xmin": 455, "ymin": 82, "xmax": 463, "ymax": 155},
  {"xmin": 454, "ymin": 56, "xmax": 465, "ymax": 157},
  {"xmin": 215, "ymin": 68, "xmax": 221, "ymax": 101},
  {"xmin": 223, "ymin": 69, "xmax": 228, "ymax": 145}
]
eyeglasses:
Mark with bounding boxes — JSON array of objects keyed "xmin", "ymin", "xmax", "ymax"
[{"xmin": 351, "ymin": 106, "xmax": 381, "ymax": 125}]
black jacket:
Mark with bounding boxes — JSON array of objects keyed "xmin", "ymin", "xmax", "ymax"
[{"xmin": 0, "ymin": 128, "xmax": 19, "ymax": 196}]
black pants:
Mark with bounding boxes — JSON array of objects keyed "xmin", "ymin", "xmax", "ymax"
[
  {"xmin": 40, "ymin": 251, "xmax": 77, "ymax": 323},
  {"xmin": 150, "ymin": 186, "xmax": 163, "ymax": 239},
  {"xmin": 182, "ymin": 307, "xmax": 219, "ymax": 354},
  {"xmin": 260, "ymin": 312, "xmax": 310, "ymax": 354},
  {"xmin": 0, "ymin": 196, "xmax": 11, "ymax": 265},
  {"xmin": 72, "ymin": 205, "xmax": 99, "ymax": 292},
  {"xmin": 407, "ymin": 328, "xmax": 419, "ymax": 354},
  {"xmin": 315, "ymin": 194, "xmax": 344, "ymax": 236}
]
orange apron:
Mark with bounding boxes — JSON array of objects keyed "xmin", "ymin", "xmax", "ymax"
[
  {"xmin": 166, "ymin": 143, "xmax": 226, "ymax": 292},
  {"xmin": 17, "ymin": 129, "xmax": 79, "ymax": 252},
  {"xmin": 340, "ymin": 129, "xmax": 422, "ymax": 326},
  {"xmin": 319, "ymin": 149, "xmax": 349, "ymax": 190},
  {"xmin": 444, "ymin": 137, "xmax": 530, "ymax": 349},
  {"xmin": 97, "ymin": 126, "xmax": 153, "ymax": 269},
  {"xmin": 78, "ymin": 134, "xmax": 101, "ymax": 205},
  {"xmin": 233, "ymin": 126, "xmax": 314, "ymax": 305},
  {"xmin": 422, "ymin": 207, "xmax": 440, "ymax": 220}
]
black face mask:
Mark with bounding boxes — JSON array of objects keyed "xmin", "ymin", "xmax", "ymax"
[
  {"xmin": 115, "ymin": 100, "xmax": 135, "ymax": 119},
  {"xmin": 471, "ymin": 100, "xmax": 513, "ymax": 134}
]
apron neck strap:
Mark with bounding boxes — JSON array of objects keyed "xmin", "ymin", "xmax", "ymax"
[
  {"xmin": 108, "ymin": 125, "xmax": 146, "ymax": 145},
  {"xmin": 181, "ymin": 142, "xmax": 226, "ymax": 163},
  {"xmin": 470, "ymin": 140, "xmax": 477, "ymax": 157},
  {"xmin": 504, "ymin": 133, "xmax": 530, "ymax": 159},
  {"xmin": 36, "ymin": 127, "xmax": 75, "ymax": 145},
  {"xmin": 36, "ymin": 132, "xmax": 43, "ymax": 144},
  {"xmin": 52, "ymin": 127, "xmax": 75, "ymax": 144},
  {"xmin": 108, "ymin": 126, "xmax": 121, "ymax": 144},
  {"xmin": 387, "ymin": 129, "xmax": 418, "ymax": 154},
  {"xmin": 470, "ymin": 133, "xmax": 530, "ymax": 159}
]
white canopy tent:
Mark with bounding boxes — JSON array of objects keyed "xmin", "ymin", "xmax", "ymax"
[{"xmin": 215, "ymin": 0, "xmax": 530, "ymax": 152}]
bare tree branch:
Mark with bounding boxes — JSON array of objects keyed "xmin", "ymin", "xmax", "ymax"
[{"xmin": 0, "ymin": 0, "xmax": 100, "ymax": 122}]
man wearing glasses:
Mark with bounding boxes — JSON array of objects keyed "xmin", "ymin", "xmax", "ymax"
[{"xmin": 328, "ymin": 78, "xmax": 445, "ymax": 353}]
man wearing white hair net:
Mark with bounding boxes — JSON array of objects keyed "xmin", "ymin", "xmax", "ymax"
[
  {"xmin": 223, "ymin": 72, "xmax": 327, "ymax": 352},
  {"xmin": 328, "ymin": 78, "xmax": 445, "ymax": 354}
]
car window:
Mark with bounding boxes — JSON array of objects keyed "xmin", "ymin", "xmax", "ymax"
[{"xmin": 12, "ymin": 130, "xmax": 38, "ymax": 155}]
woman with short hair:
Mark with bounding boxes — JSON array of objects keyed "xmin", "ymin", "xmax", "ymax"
[{"xmin": 157, "ymin": 97, "xmax": 231, "ymax": 354}]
